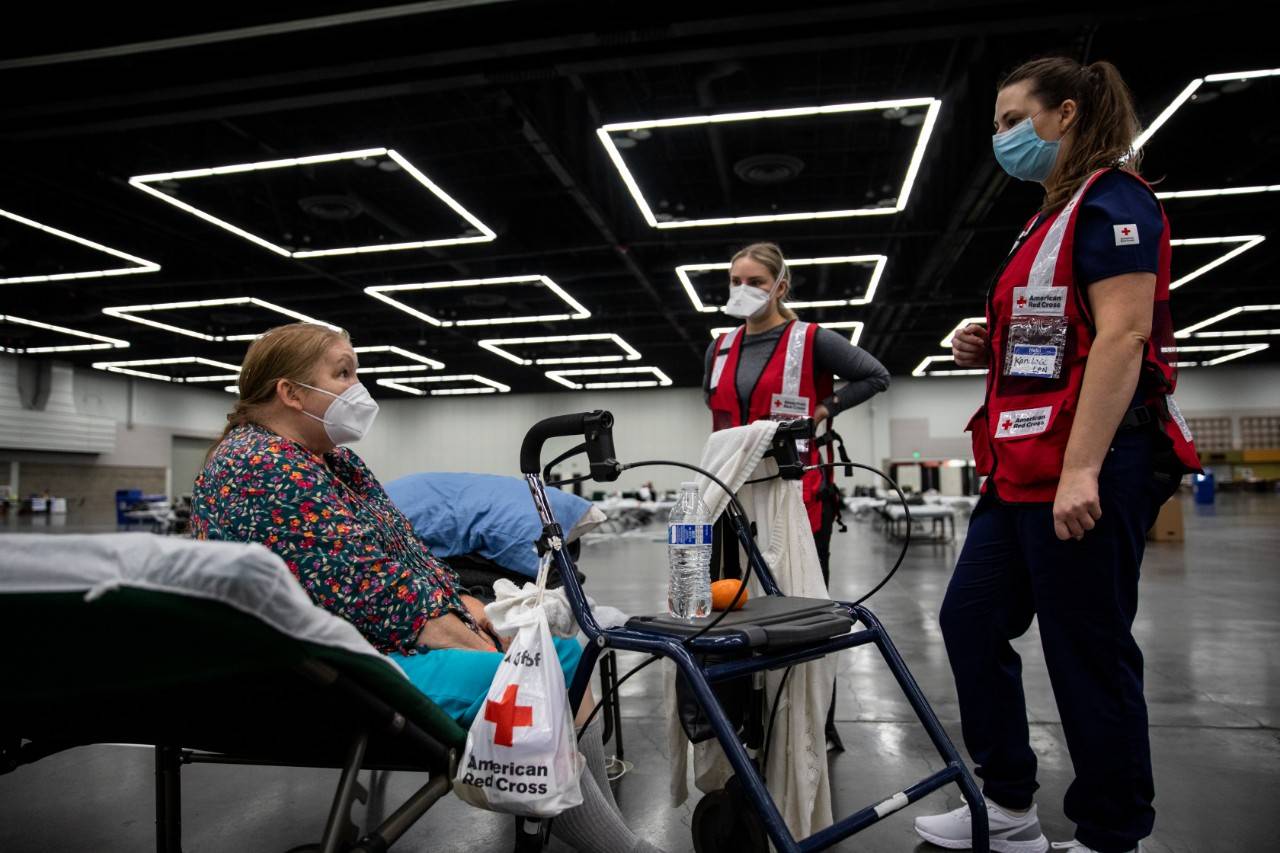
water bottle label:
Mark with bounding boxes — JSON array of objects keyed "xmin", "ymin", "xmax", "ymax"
[{"xmin": 668, "ymin": 523, "xmax": 712, "ymax": 546}]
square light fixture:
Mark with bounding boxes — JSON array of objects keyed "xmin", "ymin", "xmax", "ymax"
[
  {"xmin": 710, "ymin": 320, "xmax": 864, "ymax": 346},
  {"xmin": 1, "ymin": 314, "xmax": 129, "ymax": 354},
  {"xmin": 103, "ymin": 297, "xmax": 338, "ymax": 341},
  {"xmin": 365, "ymin": 275, "xmax": 590, "ymax": 327},
  {"xmin": 1163, "ymin": 342, "xmax": 1270, "ymax": 367},
  {"xmin": 1135, "ymin": 68, "xmax": 1279, "ymax": 153},
  {"xmin": 678, "ymin": 255, "xmax": 887, "ymax": 312},
  {"xmin": 1175, "ymin": 304, "xmax": 1280, "ymax": 339},
  {"xmin": 478, "ymin": 333, "xmax": 641, "ymax": 365},
  {"xmin": 912, "ymin": 355, "xmax": 988, "ymax": 377},
  {"xmin": 352, "ymin": 344, "xmax": 444, "ymax": 373},
  {"xmin": 375, "ymin": 374, "xmax": 511, "ymax": 396},
  {"xmin": 545, "ymin": 366, "xmax": 674, "ymax": 390},
  {"xmin": 91, "ymin": 356, "xmax": 240, "ymax": 383},
  {"xmin": 1170, "ymin": 235, "xmax": 1265, "ymax": 290},
  {"xmin": 1157, "ymin": 185, "xmax": 1280, "ymax": 201},
  {"xmin": 0, "ymin": 207, "xmax": 160, "ymax": 285},
  {"xmin": 597, "ymin": 98, "xmax": 942, "ymax": 229},
  {"xmin": 129, "ymin": 147, "xmax": 496, "ymax": 258},
  {"xmin": 939, "ymin": 316, "xmax": 988, "ymax": 348}
]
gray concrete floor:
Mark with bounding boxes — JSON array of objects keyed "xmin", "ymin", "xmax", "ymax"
[{"xmin": 1, "ymin": 492, "xmax": 1277, "ymax": 852}]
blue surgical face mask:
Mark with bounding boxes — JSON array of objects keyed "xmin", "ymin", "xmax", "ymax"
[{"xmin": 992, "ymin": 113, "xmax": 1060, "ymax": 182}]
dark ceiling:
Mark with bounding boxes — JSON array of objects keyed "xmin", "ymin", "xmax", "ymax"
[{"xmin": 2, "ymin": 0, "xmax": 1277, "ymax": 397}]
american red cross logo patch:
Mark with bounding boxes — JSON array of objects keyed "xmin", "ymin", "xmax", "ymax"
[
  {"xmin": 484, "ymin": 684, "xmax": 534, "ymax": 747},
  {"xmin": 1113, "ymin": 224, "xmax": 1139, "ymax": 246},
  {"xmin": 1016, "ymin": 295, "xmax": 1028, "ymax": 307},
  {"xmin": 1002, "ymin": 418, "xmax": 1013, "ymax": 431}
]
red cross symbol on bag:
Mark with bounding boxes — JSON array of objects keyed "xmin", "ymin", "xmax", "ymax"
[{"xmin": 484, "ymin": 684, "xmax": 534, "ymax": 747}]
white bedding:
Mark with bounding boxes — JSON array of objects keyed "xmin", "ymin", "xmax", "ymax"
[{"xmin": 0, "ymin": 533, "xmax": 401, "ymax": 678}]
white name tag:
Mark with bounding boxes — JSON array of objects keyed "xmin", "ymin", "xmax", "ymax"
[
  {"xmin": 770, "ymin": 393, "xmax": 809, "ymax": 419},
  {"xmin": 709, "ymin": 352, "xmax": 729, "ymax": 390},
  {"xmin": 1008, "ymin": 344, "xmax": 1059, "ymax": 377},
  {"xmin": 1114, "ymin": 223, "xmax": 1139, "ymax": 246},
  {"xmin": 1011, "ymin": 286, "xmax": 1068, "ymax": 317},
  {"xmin": 994, "ymin": 406, "xmax": 1054, "ymax": 438},
  {"xmin": 1166, "ymin": 395, "xmax": 1193, "ymax": 442}
]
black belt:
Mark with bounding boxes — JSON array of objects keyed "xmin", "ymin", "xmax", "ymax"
[{"xmin": 1118, "ymin": 403, "xmax": 1159, "ymax": 431}]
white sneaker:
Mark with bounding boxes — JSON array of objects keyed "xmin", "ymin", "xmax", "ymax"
[
  {"xmin": 913, "ymin": 800, "xmax": 1049, "ymax": 852},
  {"xmin": 1050, "ymin": 842, "xmax": 1140, "ymax": 852}
]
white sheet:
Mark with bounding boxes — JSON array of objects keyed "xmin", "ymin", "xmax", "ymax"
[{"xmin": 0, "ymin": 533, "xmax": 402, "ymax": 678}]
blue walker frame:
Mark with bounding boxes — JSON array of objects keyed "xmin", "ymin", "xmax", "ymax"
[{"xmin": 519, "ymin": 411, "xmax": 989, "ymax": 853}]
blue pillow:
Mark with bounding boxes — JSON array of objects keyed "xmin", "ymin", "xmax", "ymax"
[{"xmin": 385, "ymin": 472, "xmax": 595, "ymax": 578}]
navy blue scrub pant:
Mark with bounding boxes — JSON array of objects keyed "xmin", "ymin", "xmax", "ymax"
[{"xmin": 940, "ymin": 429, "xmax": 1177, "ymax": 852}]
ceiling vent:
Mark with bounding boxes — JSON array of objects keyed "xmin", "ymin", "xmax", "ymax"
[{"xmin": 733, "ymin": 154, "xmax": 805, "ymax": 186}]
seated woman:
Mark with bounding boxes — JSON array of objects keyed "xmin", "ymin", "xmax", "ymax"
[{"xmin": 192, "ymin": 322, "xmax": 662, "ymax": 853}]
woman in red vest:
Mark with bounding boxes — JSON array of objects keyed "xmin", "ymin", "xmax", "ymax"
[
  {"xmin": 703, "ymin": 242, "xmax": 890, "ymax": 584},
  {"xmin": 914, "ymin": 59, "xmax": 1200, "ymax": 853}
]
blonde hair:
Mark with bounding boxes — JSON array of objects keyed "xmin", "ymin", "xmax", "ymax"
[
  {"xmin": 211, "ymin": 322, "xmax": 350, "ymax": 454},
  {"xmin": 730, "ymin": 242, "xmax": 797, "ymax": 321},
  {"xmin": 1000, "ymin": 57, "xmax": 1145, "ymax": 211}
]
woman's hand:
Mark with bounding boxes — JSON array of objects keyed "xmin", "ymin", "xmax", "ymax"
[
  {"xmin": 1053, "ymin": 469, "xmax": 1102, "ymax": 540},
  {"xmin": 460, "ymin": 594, "xmax": 509, "ymax": 651},
  {"xmin": 952, "ymin": 323, "xmax": 990, "ymax": 368},
  {"xmin": 416, "ymin": 610, "xmax": 497, "ymax": 652}
]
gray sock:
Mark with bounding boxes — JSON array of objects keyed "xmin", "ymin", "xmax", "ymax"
[
  {"xmin": 577, "ymin": 715, "xmax": 619, "ymax": 813},
  {"xmin": 550, "ymin": 770, "xmax": 666, "ymax": 853}
]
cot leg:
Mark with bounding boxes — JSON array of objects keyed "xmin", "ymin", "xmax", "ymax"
[
  {"xmin": 155, "ymin": 744, "xmax": 183, "ymax": 853},
  {"xmin": 320, "ymin": 731, "xmax": 369, "ymax": 853}
]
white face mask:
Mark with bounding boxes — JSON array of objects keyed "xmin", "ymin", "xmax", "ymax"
[
  {"xmin": 723, "ymin": 266, "xmax": 787, "ymax": 320},
  {"xmin": 296, "ymin": 381, "xmax": 379, "ymax": 445}
]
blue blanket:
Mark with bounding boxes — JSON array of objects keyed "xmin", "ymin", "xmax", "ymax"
[{"xmin": 385, "ymin": 472, "xmax": 594, "ymax": 578}]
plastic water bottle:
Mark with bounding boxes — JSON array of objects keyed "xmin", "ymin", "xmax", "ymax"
[{"xmin": 667, "ymin": 482, "xmax": 713, "ymax": 619}]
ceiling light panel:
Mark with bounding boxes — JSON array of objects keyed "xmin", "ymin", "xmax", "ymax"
[
  {"xmin": 544, "ymin": 365, "xmax": 674, "ymax": 390},
  {"xmin": 598, "ymin": 98, "xmax": 942, "ymax": 229},
  {"xmin": 710, "ymin": 320, "xmax": 864, "ymax": 346},
  {"xmin": 679, "ymin": 255, "xmax": 887, "ymax": 313},
  {"xmin": 375, "ymin": 374, "xmax": 511, "ymax": 396},
  {"xmin": 1175, "ymin": 305, "xmax": 1280, "ymax": 339},
  {"xmin": 129, "ymin": 147, "xmax": 496, "ymax": 258},
  {"xmin": 91, "ymin": 356, "xmax": 240, "ymax": 384},
  {"xmin": 353, "ymin": 345, "xmax": 444, "ymax": 373},
  {"xmin": 1134, "ymin": 68, "xmax": 1279, "ymax": 153},
  {"xmin": 0, "ymin": 314, "xmax": 130, "ymax": 354},
  {"xmin": 0, "ymin": 207, "xmax": 160, "ymax": 285},
  {"xmin": 478, "ymin": 333, "xmax": 641, "ymax": 366},
  {"xmin": 102, "ymin": 297, "xmax": 339, "ymax": 342},
  {"xmin": 912, "ymin": 355, "xmax": 988, "ymax": 377},
  {"xmin": 364, "ymin": 275, "xmax": 590, "ymax": 327},
  {"xmin": 1169, "ymin": 236, "xmax": 1265, "ymax": 290},
  {"xmin": 1163, "ymin": 342, "xmax": 1270, "ymax": 367}
]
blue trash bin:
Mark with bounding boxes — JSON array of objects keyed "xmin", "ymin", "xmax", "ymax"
[{"xmin": 1193, "ymin": 469, "xmax": 1215, "ymax": 505}]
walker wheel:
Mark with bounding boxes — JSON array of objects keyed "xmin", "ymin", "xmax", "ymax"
[{"xmin": 692, "ymin": 783, "xmax": 768, "ymax": 853}]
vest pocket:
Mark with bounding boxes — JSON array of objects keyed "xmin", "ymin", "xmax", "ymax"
[
  {"xmin": 990, "ymin": 399, "xmax": 1073, "ymax": 487},
  {"xmin": 965, "ymin": 406, "xmax": 994, "ymax": 476}
]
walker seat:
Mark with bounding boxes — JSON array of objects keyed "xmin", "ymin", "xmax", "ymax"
[{"xmin": 626, "ymin": 595, "xmax": 854, "ymax": 651}]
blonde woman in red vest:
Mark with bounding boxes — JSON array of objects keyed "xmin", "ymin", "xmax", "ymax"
[
  {"xmin": 703, "ymin": 242, "xmax": 890, "ymax": 581},
  {"xmin": 914, "ymin": 58, "xmax": 1200, "ymax": 853}
]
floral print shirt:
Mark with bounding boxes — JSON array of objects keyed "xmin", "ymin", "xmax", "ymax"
[{"xmin": 191, "ymin": 423, "xmax": 466, "ymax": 654}]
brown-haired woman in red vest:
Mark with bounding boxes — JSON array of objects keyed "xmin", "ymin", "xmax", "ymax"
[{"xmin": 914, "ymin": 58, "xmax": 1200, "ymax": 853}]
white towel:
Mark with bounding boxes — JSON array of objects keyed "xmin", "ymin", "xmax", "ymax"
[{"xmin": 664, "ymin": 422, "xmax": 836, "ymax": 839}]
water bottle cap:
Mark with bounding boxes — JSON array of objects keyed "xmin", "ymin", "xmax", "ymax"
[{"xmin": 680, "ymin": 481, "xmax": 698, "ymax": 490}]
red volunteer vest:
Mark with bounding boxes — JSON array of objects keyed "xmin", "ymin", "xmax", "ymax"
[
  {"xmin": 968, "ymin": 168, "xmax": 1201, "ymax": 503},
  {"xmin": 708, "ymin": 320, "xmax": 835, "ymax": 530}
]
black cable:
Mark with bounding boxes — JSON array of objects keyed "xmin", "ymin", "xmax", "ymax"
[
  {"xmin": 545, "ymin": 473, "xmax": 595, "ymax": 489},
  {"xmin": 577, "ymin": 653, "xmax": 660, "ymax": 740},
  {"xmin": 760, "ymin": 665, "xmax": 793, "ymax": 770}
]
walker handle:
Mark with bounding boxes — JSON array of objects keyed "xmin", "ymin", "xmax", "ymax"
[{"xmin": 520, "ymin": 410, "xmax": 620, "ymax": 481}]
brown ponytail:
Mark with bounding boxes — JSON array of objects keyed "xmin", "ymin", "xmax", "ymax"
[
  {"xmin": 208, "ymin": 322, "xmax": 350, "ymax": 459},
  {"xmin": 1000, "ymin": 57, "xmax": 1144, "ymax": 210},
  {"xmin": 730, "ymin": 241, "xmax": 798, "ymax": 320}
]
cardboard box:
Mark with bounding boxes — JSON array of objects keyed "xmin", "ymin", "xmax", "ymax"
[{"xmin": 1148, "ymin": 495, "xmax": 1184, "ymax": 542}]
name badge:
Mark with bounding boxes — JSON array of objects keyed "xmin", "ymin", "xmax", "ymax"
[
  {"xmin": 770, "ymin": 393, "xmax": 809, "ymax": 419},
  {"xmin": 994, "ymin": 406, "xmax": 1054, "ymax": 438},
  {"xmin": 1012, "ymin": 286, "xmax": 1068, "ymax": 317},
  {"xmin": 1007, "ymin": 344, "xmax": 1059, "ymax": 378}
]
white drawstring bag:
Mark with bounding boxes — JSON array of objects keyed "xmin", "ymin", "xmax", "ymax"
[{"xmin": 453, "ymin": 552, "xmax": 585, "ymax": 817}]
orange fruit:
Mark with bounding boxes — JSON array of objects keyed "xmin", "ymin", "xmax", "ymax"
[{"xmin": 711, "ymin": 579, "xmax": 749, "ymax": 611}]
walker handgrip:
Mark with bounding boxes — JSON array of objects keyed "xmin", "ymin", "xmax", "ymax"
[{"xmin": 520, "ymin": 411, "xmax": 615, "ymax": 476}]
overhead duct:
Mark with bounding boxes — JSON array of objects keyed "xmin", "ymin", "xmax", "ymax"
[{"xmin": 0, "ymin": 357, "xmax": 116, "ymax": 454}]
